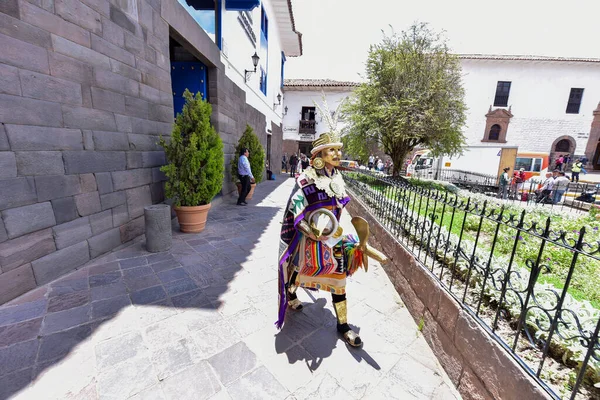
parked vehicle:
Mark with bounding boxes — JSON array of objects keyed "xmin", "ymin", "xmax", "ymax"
[{"xmin": 514, "ymin": 152, "xmax": 550, "ymax": 182}]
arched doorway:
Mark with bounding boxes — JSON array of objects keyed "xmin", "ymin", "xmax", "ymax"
[{"xmin": 550, "ymin": 136, "xmax": 576, "ymax": 169}]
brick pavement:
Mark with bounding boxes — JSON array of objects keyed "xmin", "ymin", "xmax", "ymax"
[{"xmin": 0, "ymin": 177, "xmax": 461, "ymax": 400}]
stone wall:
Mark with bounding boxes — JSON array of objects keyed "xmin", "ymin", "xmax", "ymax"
[
  {"xmin": 0, "ymin": 0, "xmax": 175, "ymax": 304},
  {"xmin": 345, "ymin": 192, "xmax": 552, "ymax": 400}
]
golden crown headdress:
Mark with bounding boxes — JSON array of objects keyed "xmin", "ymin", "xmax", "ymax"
[{"xmin": 311, "ymin": 93, "xmax": 346, "ymax": 155}]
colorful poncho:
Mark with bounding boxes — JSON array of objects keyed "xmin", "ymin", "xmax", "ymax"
[{"xmin": 276, "ymin": 168, "xmax": 364, "ymax": 329}]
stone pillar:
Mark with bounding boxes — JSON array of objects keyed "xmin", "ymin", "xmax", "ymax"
[
  {"xmin": 584, "ymin": 102, "xmax": 600, "ymax": 169},
  {"xmin": 144, "ymin": 205, "xmax": 172, "ymax": 253}
]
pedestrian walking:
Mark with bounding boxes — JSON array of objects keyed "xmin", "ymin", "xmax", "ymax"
[
  {"xmin": 289, "ymin": 154, "xmax": 298, "ymax": 177},
  {"xmin": 282, "ymin": 153, "xmax": 288, "ymax": 172},
  {"xmin": 571, "ymin": 159, "xmax": 583, "ymax": 183},
  {"xmin": 555, "ymin": 155, "xmax": 564, "ymax": 172},
  {"xmin": 368, "ymin": 154, "xmax": 375, "ymax": 170},
  {"xmin": 498, "ymin": 167, "xmax": 511, "ymax": 200},
  {"xmin": 237, "ymin": 148, "xmax": 254, "ymax": 206},
  {"xmin": 552, "ymin": 170, "xmax": 570, "ymax": 204}
]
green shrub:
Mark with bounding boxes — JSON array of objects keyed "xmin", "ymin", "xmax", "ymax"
[
  {"xmin": 230, "ymin": 124, "xmax": 266, "ymax": 184},
  {"xmin": 159, "ymin": 89, "xmax": 224, "ymax": 206}
]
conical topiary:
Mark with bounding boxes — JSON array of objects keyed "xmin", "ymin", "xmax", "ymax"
[
  {"xmin": 159, "ymin": 89, "xmax": 224, "ymax": 206},
  {"xmin": 230, "ymin": 124, "xmax": 266, "ymax": 184}
]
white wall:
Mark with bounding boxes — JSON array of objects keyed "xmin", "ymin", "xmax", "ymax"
[
  {"xmin": 281, "ymin": 90, "xmax": 353, "ymax": 141},
  {"xmin": 220, "ymin": 1, "xmax": 286, "ymax": 132},
  {"xmin": 460, "ymin": 59, "xmax": 600, "ymax": 155}
]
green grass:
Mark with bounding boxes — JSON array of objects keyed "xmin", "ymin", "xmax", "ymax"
[{"xmin": 348, "ymin": 173, "xmax": 600, "ymax": 309}]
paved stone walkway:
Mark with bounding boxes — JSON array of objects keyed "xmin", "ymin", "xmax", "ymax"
[{"xmin": 0, "ymin": 177, "xmax": 461, "ymax": 400}]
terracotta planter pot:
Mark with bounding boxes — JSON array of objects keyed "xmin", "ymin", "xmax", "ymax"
[
  {"xmin": 236, "ymin": 182, "xmax": 257, "ymax": 201},
  {"xmin": 174, "ymin": 204, "xmax": 211, "ymax": 233}
]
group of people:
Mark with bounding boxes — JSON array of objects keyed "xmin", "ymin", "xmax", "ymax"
[
  {"xmin": 282, "ymin": 153, "xmax": 310, "ymax": 177},
  {"xmin": 537, "ymin": 170, "xmax": 572, "ymax": 204},
  {"xmin": 367, "ymin": 154, "xmax": 393, "ymax": 174},
  {"xmin": 497, "ymin": 165, "xmax": 580, "ymax": 204}
]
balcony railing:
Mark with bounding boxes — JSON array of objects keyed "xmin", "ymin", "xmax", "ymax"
[{"xmin": 299, "ymin": 120, "xmax": 316, "ymax": 134}]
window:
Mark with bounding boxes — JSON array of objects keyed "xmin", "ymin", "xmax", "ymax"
[
  {"xmin": 566, "ymin": 88, "xmax": 584, "ymax": 114},
  {"xmin": 493, "ymin": 81, "xmax": 511, "ymax": 107},
  {"xmin": 301, "ymin": 107, "xmax": 316, "ymax": 121},
  {"xmin": 515, "ymin": 157, "xmax": 533, "ymax": 172},
  {"xmin": 488, "ymin": 124, "xmax": 501, "ymax": 141},
  {"xmin": 259, "ymin": 67, "xmax": 267, "ymax": 95},
  {"xmin": 260, "ymin": 5, "xmax": 268, "ymax": 40}
]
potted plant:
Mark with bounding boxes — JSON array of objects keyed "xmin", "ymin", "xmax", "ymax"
[
  {"xmin": 159, "ymin": 89, "xmax": 224, "ymax": 233},
  {"xmin": 230, "ymin": 124, "xmax": 265, "ymax": 201}
]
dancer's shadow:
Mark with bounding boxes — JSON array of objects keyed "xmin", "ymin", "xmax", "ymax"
[{"xmin": 274, "ymin": 289, "xmax": 381, "ymax": 373}]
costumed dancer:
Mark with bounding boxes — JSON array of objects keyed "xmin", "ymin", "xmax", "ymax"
[{"xmin": 276, "ymin": 98, "xmax": 388, "ymax": 347}]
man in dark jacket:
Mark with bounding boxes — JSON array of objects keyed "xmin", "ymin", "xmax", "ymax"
[{"xmin": 289, "ymin": 154, "xmax": 298, "ymax": 177}]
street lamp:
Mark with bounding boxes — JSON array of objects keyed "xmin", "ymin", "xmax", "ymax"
[
  {"xmin": 273, "ymin": 93, "xmax": 282, "ymax": 108},
  {"xmin": 283, "ymin": 106, "xmax": 288, "ymax": 115},
  {"xmin": 244, "ymin": 52, "xmax": 260, "ymax": 83}
]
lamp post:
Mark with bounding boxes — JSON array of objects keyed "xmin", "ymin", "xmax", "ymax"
[
  {"xmin": 273, "ymin": 93, "xmax": 282, "ymax": 109},
  {"xmin": 244, "ymin": 52, "xmax": 260, "ymax": 83}
]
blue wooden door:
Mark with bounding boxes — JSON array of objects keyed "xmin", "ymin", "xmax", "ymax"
[{"xmin": 171, "ymin": 61, "xmax": 207, "ymax": 118}]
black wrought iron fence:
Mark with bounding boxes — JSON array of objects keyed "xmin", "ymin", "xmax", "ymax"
[{"xmin": 343, "ymin": 169, "xmax": 600, "ymax": 400}]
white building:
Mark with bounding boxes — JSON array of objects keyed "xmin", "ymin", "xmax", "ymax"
[
  {"xmin": 179, "ymin": 0, "xmax": 302, "ymax": 131},
  {"xmin": 459, "ymin": 55, "xmax": 600, "ymax": 166},
  {"xmin": 281, "ymin": 79, "xmax": 358, "ymax": 156}
]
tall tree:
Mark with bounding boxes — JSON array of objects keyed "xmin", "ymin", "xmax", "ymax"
[{"xmin": 342, "ymin": 23, "xmax": 467, "ymax": 175}]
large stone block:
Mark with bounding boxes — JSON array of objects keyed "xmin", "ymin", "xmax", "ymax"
[
  {"xmin": 109, "ymin": 58, "xmax": 142, "ymax": 81},
  {"xmin": 15, "ymin": 151, "xmax": 64, "ymax": 176},
  {"xmin": 0, "ymin": 229, "xmax": 55, "ymax": 272},
  {"xmin": 148, "ymin": 104, "xmax": 172, "ymax": 123},
  {"xmin": 48, "ymin": 52, "xmax": 94, "ymax": 83},
  {"xmin": 126, "ymin": 186, "xmax": 152, "ymax": 218},
  {"xmin": 90, "ymin": 87, "xmax": 126, "ymax": 114},
  {"xmin": 126, "ymin": 152, "xmax": 143, "ymax": 169},
  {"xmin": 80, "ymin": 174, "xmax": 98, "ymax": 192},
  {"xmin": 53, "ymin": 217, "xmax": 93, "ymax": 249},
  {"xmin": 92, "ymin": 131, "xmax": 129, "ymax": 151},
  {"xmin": 153, "ymin": 9, "xmax": 168, "ymax": 37},
  {"xmin": 0, "ymin": 61, "xmax": 21, "ymax": 97},
  {"xmin": 51, "ymin": 196, "xmax": 79, "ymax": 224},
  {"xmin": 0, "ymin": 152, "xmax": 17, "ymax": 179},
  {"xmin": 88, "ymin": 228, "xmax": 121, "ymax": 258},
  {"xmin": 115, "ymin": 114, "xmax": 133, "ymax": 133},
  {"xmin": 130, "ymin": 117, "xmax": 172, "ymax": 136},
  {"xmin": 149, "ymin": 182, "xmax": 164, "ymax": 203},
  {"xmin": 74, "ymin": 191, "xmax": 102, "ymax": 216},
  {"xmin": 0, "ymin": 178, "xmax": 37, "ymax": 211},
  {"xmin": 63, "ymin": 151, "xmax": 126, "ymax": 174},
  {"xmin": 0, "ymin": 219, "xmax": 7, "ymax": 244},
  {"xmin": 152, "ymin": 167, "xmax": 167, "ymax": 183},
  {"xmin": 0, "ymin": 0, "xmax": 19, "ymax": 18},
  {"xmin": 19, "ymin": 70, "xmax": 83, "ymax": 106},
  {"xmin": 0, "ymin": 11, "xmax": 51, "ymax": 49},
  {"xmin": 136, "ymin": 56, "xmax": 170, "ymax": 82},
  {"xmin": 112, "ymin": 204, "xmax": 128, "ymax": 226},
  {"xmin": 142, "ymin": 151, "xmax": 166, "ymax": 168},
  {"xmin": 112, "ymin": 168, "xmax": 152, "ymax": 190},
  {"xmin": 83, "ymin": 130, "xmax": 94, "ymax": 150},
  {"xmin": 5, "ymin": 125, "xmax": 83, "ymax": 151},
  {"xmin": 90, "ymin": 209, "xmax": 112, "ymax": 234},
  {"xmin": 0, "ymin": 32, "xmax": 49, "ymax": 74},
  {"xmin": 124, "ymin": 32, "xmax": 145, "ymax": 58},
  {"xmin": 52, "ymin": 35, "xmax": 110, "ymax": 70},
  {"xmin": 0, "ymin": 94, "xmax": 62, "ymax": 127},
  {"xmin": 124, "ymin": 96, "xmax": 149, "ymax": 118},
  {"xmin": 91, "ymin": 34, "xmax": 135, "ymax": 67},
  {"xmin": 55, "ymin": 0, "xmax": 102, "ymax": 34},
  {"xmin": 0, "ymin": 124, "xmax": 9, "ymax": 151},
  {"xmin": 35, "ymin": 175, "xmax": 82, "ymax": 202},
  {"xmin": 0, "ymin": 264, "xmax": 37, "ymax": 305},
  {"xmin": 81, "ymin": 0, "xmax": 110, "ymax": 17},
  {"xmin": 101, "ymin": 16, "xmax": 125, "ymax": 47},
  {"xmin": 62, "ymin": 106, "xmax": 117, "ymax": 131},
  {"xmin": 31, "ymin": 241, "xmax": 90, "ymax": 285},
  {"xmin": 109, "ymin": 4, "xmax": 136, "ymax": 34},
  {"xmin": 94, "ymin": 68, "xmax": 139, "ymax": 97},
  {"xmin": 128, "ymin": 133, "xmax": 160, "ymax": 151},
  {"xmin": 120, "ymin": 216, "xmax": 144, "ymax": 242},
  {"xmin": 95, "ymin": 172, "xmax": 113, "ymax": 194},
  {"xmin": 20, "ymin": 1, "xmax": 91, "ymax": 47},
  {"xmin": 139, "ymin": 83, "xmax": 160, "ymax": 103},
  {"xmin": 2, "ymin": 202, "xmax": 56, "ymax": 239},
  {"xmin": 141, "ymin": 72, "xmax": 170, "ymax": 93}
]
